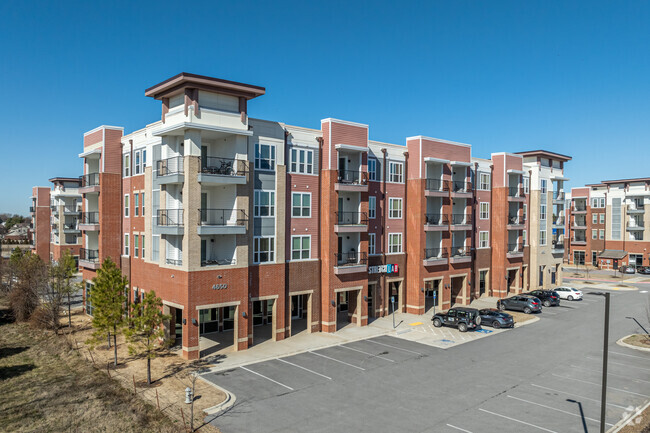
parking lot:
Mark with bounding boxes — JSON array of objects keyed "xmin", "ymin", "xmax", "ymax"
[{"xmin": 204, "ymin": 285, "xmax": 650, "ymax": 433}]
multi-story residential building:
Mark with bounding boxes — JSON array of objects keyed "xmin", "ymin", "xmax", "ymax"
[
  {"xmin": 30, "ymin": 186, "xmax": 51, "ymax": 259},
  {"xmin": 567, "ymin": 177, "xmax": 650, "ymax": 269},
  {"xmin": 77, "ymin": 72, "xmax": 571, "ymax": 360}
]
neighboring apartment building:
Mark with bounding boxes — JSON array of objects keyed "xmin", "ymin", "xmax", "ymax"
[
  {"xmin": 31, "ymin": 186, "xmax": 51, "ymax": 259},
  {"xmin": 75, "ymin": 72, "xmax": 570, "ymax": 360},
  {"xmin": 566, "ymin": 178, "xmax": 650, "ymax": 269}
]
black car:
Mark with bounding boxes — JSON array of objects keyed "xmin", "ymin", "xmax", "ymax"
[
  {"xmin": 497, "ymin": 295, "xmax": 542, "ymax": 314},
  {"xmin": 526, "ymin": 290, "xmax": 560, "ymax": 307},
  {"xmin": 432, "ymin": 307, "xmax": 481, "ymax": 332},
  {"xmin": 479, "ymin": 309, "xmax": 514, "ymax": 329},
  {"xmin": 638, "ymin": 266, "xmax": 650, "ymax": 275}
]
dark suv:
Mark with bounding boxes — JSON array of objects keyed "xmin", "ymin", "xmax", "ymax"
[
  {"xmin": 432, "ymin": 307, "xmax": 481, "ymax": 332},
  {"xmin": 497, "ymin": 295, "xmax": 542, "ymax": 314},
  {"xmin": 526, "ymin": 290, "xmax": 560, "ymax": 307}
]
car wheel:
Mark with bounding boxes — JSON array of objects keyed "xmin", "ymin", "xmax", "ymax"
[
  {"xmin": 567, "ymin": 295, "xmax": 573, "ymax": 301},
  {"xmin": 524, "ymin": 307, "xmax": 532, "ymax": 314},
  {"xmin": 498, "ymin": 303, "xmax": 506, "ymax": 311},
  {"xmin": 458, "ymin": 323, "xmax": 468, "ymax": 332},
  {"xmin": 433, "ymin": 318, "xmax": 442, "ymax": 328},
  {"xmin": 474, "ymin": 316, "xmax": 482, "ymax": 326},
  {"xmin": 543, "ymin": 300, "xmax": 551, "ymax": 307},
  {"xmin": 492, "ymin": 320, "xmax": 501, "ymax": 329}
]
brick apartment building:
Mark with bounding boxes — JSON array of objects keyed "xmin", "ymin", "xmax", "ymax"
[
  {"xmin": 566, "ymin": 178, "xmax": 650, "ymax": 269},
  {"xmin": 66, "ymin": 73, "xmax": 571, "ymax": 360}
]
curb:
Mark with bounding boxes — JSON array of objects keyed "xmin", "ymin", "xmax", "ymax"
[
  {"xmin": 607, "ymin": 399, "xmax": 650, "ymax": 433},
  {"xmin": 514, "ymin": 316, "xmax": 541, "ymax": 328},
  {"xmin": 616, "ymin": 335, "xmax": 650, "ymax": 353},
  {"xmin": 199, "ymin": 375, "xmax": 237, "ymax": 416}
]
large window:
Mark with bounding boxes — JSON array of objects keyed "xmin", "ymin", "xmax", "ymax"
[
  {"xmin": 540, "ymin": 204, "xmax": 547, "ymax": 220},
  {"xmin": 479, "ymin": 231, "xmax": 489, "ymax": 248},
  {"xmin": 134, "ymin": 235, "xmax": 139, "ymax": 258},
  {"xmin": 255, "ymin": 143, "xmax": 276, "ymax": 171},
  {"xmin": 124, "ymin": 195, "xmax": 129, "ymax": 217},
  {"xmin": 523, "ymin": 230, "xmax": 527, "ymax": 245},
  {"xmin": 388, "ymin": 233, "xmax": 402, "ymax": 253},
  {"xmin": 254, "ymin": 190, "xmax": 275, "ymax": 217},
  {"xmin": 134, "ymin": 194, "xmax": 139, "ymax": 217},
  {"xmin": 479, "ymin": 173, "xmax": 490, "ymax": 190},
  {"xmin": 291, "ymin": 192, "xmax": 311, "ymax": 217},
  {"xmin": 368, "ymin": 233, "xmax": 376, "ymax": 255},
  {"xmin": 141, "ymin": 192, "xmax": 145, "ymax": 216},
  {"xmin": 123, "ymin": 154, "xmax": 130, "ymax": 177},
  {"xmin": 592, "ymin": 214, "xmax": 598, "ymax": 224},
  {"xmin": 141, "ymin": 235, "xmax": 145, "ymax": 259},
  {"xmin": 592, "ymin": 229, "xmax": 598, "ymax": 240},
  {"xmin": 599, "ymin": 229, "xmax": 605, "ymax": 239},
  {"xmin": 479, "ymin": 202, "xmax": 489, "ymax": 219},
  {"xmin": 85, "ymin": 282, "xmax": 94, "ymax": 316},
  {"xmin": 389, "ymin": 198, "xmax": 402, "ymax": 219},
  {"xmin": 290, "ymin": 148, "xmax": 313, "ymax": 174},
  {"xmin": 369, "ymin": 196, "xmax": 376, "ymax": 219},
  {"xmin": 368, "ymin": 158, "xmax": 378, "ymax": 181},
  {"xmin": 523, "ymin": 177, "xmax": 529, "ymax": 194},
  {"xmin": 600, "ymin": 214, "xmax": 605, "ymax": 224},
  {"xmin": 291, "ymin": 235, "xmax": 311, "ymax": 260},
  {"xmin": 134, "ymin": 150, "xmax": 141, "ymax": 175},
  {"xmin": 540, "ymin": 229, "xmax": 547, "ymax": 246},
  {"xmin": 540, "ymin": 179, "xmax": 547, "ymax": 193},
  {"xmin": 254, "ymin": 237, "xmax": 275, "ymax": 263},
  {"xmin": 388, "ymin": 162, "xmax": 404, "ymax": 183},
  {"xmin": 124, "ymin": 234, "xmax": 129, "ymax": 256}
]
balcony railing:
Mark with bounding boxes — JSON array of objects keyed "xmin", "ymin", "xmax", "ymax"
[
  {"xmin": 553, "ymin": 191, "xmax": 565, "ymax": 200},
  {"xmin": 627, "ymin": 203, "xmax": 645, "ymax": 212},
  {"xmin": 80, "ymin": 248, "xmax": 99, "ymax": 263},
  {"xmin": 508, "ymin": 243, "xmax": 521, "ymax": 253},
  {"xmin": 508, "ymin": 215, "xmax": 521, "ymax": 225},
  {"xmin": 157, "ymin": 156, "xmax": 184, "ymax": 177},
  {"xmin": 81, "ymin": 212, "xmax": 99, "ymax": 224},
  {"xmin": 573, "ymin": 219, "xmax": 587, "ymax": 228},
  {"xmin": 553, "ymin": 216, "xmax": 565, "ymax": 225},
  {"xmin": 627, "ymin": 221, "xmax": 645, "ymax": 229},
  {"xmin": 201, "ymin": 258, "xmax": 236, "ymax": 267},
  {"xmin": 508, "ymin": 186, "xmax": 523, "ymax": 197},
  {"xmin": 157, "ymin": 209, "xmax": 184, "ymax": 226},
  {"xmin": 450, "ymin": 213, "xmax": 471, "ymax": 225},
  {"xmin": 450, "ymin": 248, "xmax": 471, "ymax": 258},
  {"xmin": 573, "ymin": 237, "xmax": 587, "ymax": 243},
  {"xmin": 425, "ymin": 213, "xmax": 448, "ymax": 225},
  {"xmin": 198, "ymin": 209, "xmax": 247, "ymax": 226},
  {"xmin": 337, "ymin": 169, "xmax": 367, "ymax": 185},
  {"xmin": 451, "ymin": 181, "xmax": 471, "ymax": 193},
  {"xmin": 80, "ymin": 173, "xmax": 100, "ymax": 188},
  {"xmin": 335, "ymin": 251, "xmax": 367, "ymax": 266},
  {"xmin": 425, "ymin": 179, "xmax": 449, "ymax": 192},
  {"xmin": 552, "ymin": 241, "xmax": 564, "ymax": 250},
  {"xmin": 336, "ymin": 211, "xmax": 368, "ymax": 226},
  {"xmin": 424, "ymin": 247, "xmax": 448, "ymax": 260},
  {"xmin": 573, "ymin": 204, "xmax": 587, "ymax": 212},
  {"xmin": 166, "ymin": 258, "xmax": 182, "ymax": 266},
  {"xmin": 200, "ymin": 156, "xmax": 248, "ymax": 176}
]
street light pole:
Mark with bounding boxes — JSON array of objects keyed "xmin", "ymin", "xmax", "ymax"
[{"xmin": 589, "ymin": 291, "xmax": 610, "ymax": 433}]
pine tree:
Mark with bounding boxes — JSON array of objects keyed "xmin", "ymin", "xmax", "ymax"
[{"xmin": 124, "ymin": 290, "xmax": 170, "ymax": 384}]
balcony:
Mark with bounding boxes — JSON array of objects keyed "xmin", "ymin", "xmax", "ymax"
[
  {"xmin": 156, "ymin": 156, "xmax": 184, "ymax": 184},
  {"xmin": 425, "ymin": 179, "xmax": 449, "ymax": 197},
  {"xmin": 626, "ymin": 221, "xmax": 645, "ymax": 231},
  {"xmin": 333, "ymin": 252, "xmax": 368, "ymax": 275},
  {"xmin": 198, "ymin": 157, "xmax": 248, "ymax": 185},
  {"xmin": 423, "ymin": 247, "xmax": 448, "ymax": 266},
  {"xmin": 572, "ymin": 204, "xmax": 587, "ymax": 213},
  {"xmin": 51, "ymin": 206, "xmax": 59, "ymax": 214},
  {"xmin": 79, "ymin": 248, "xmax": 100, "ymax": 269},
  {"xmin": 450, "ymin": 181, "xmax": 472, "ymax": 197},
  {"xmin": 507, "ymin": 215, "xmax": 525, "ymax": 229},
  {"xmin": 334, "ymin": 211, "xmax": 368, "ymax": 233},
  {"xmin": 508, "ymin": 186, "xmax": 525, "ymax": 201},
  {"xmin": 450, "ymin": 213, "xmax": 471, "ymax": 229},
  {"xmin": 553, "ymin": 216, "xmax": 565, "ymax": 227},
  {"xmin": 335, "ymin": 170, "xmax": 368, "ymax": 192},
  {"xmin": 198, "ymin": 208, "xmax": 247, "ymax": 235},
  {"xmin": 553, "ymin": 190, "xmax": 565, "ymax": 204},
  {"xmin": 571, "ymin": 237, "xmax": 587, "ymax": 245},
  {"xmin": 424, "ymin": 213, "xmax": 449, "ymax": 231},
  {"xmin": 552, "ymin": 240, "xmax": 564, "ymax": 254},
  {"xmin": 79, "ymin": 173, "xmax": 100, "ymax": 194},
  {"xmin": 166, "ymin": 258, "xmax": 183, "ymax": 266},
  {"xmin": 157, "ymin": 209, "xmax": 184, "ymax": 235},
  {"xmin": 449, "ymin": 248, "xmax": 471, "ymax": 264},
  {"xmin": 201, "ymin": 258, "xmax": 236, "ymax": 267},
  {"xmin": 62, "ymin": 223, "xmax": 80, "ymax": 234},
  {"xmin": 507, "ymin": 243, "xmax": 524, "ymax": 258},
  {"xmin": 627, "ymin": 203, "xmax": 645, "ymax": 214},
  {"xmin": 572, "ymin": 220, "xmax": 587, "ymax": 230}
]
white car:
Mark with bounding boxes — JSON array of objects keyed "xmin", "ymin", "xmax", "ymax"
[{"xmin": 554, "ymin": 286, "xmax": 583, "ymax": 301}]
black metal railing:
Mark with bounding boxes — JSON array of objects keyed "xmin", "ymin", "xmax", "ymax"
[
  {"xmin": 573, "ymin": 219, "xmax": 587, "ymax": 227},
  {"xmin": 425, "ymin": 179, "xmax": 449, "ymax": 192},
  {"xmin": 200, "ymin": 156, "xmax": 248, "ymax": 176},
  {"xmin": 552, "ymin": 241, "xmax": 564, "ymax": 250},
  {"xmin": 553, "ymin": 191, "xmax": 564, "ymax": 200},
  {"xmin": 508, "ymin": 214, "xmax": 520, "ymax": 225},
  {"xmin": 157, "ymin": 156, "xmax": 184, "ymax": 177},
  {"xmin": 452, "ymin": 181, "xmax": 471, "ymax": 193},
  {"xmin": 81, "ymin": 212, "xmax": 99, "ymax": 224},
  {"xmin": 450, "ymin": 248, "xmax": 471, "ymax": 258},
  {"xmin": 334, "ymin": 251, "xmax": 368, "ymax": 266},
  {"xmin": 553, "ymin": 216, "xmax": 564, "ymax": 225},
  {"xmin": 198, "ymin": 209, "xmax": 247, "ymax": 226},
  {"xmin": 157, "ymin": 209, "xmax": 184, "ymax": 226},
  {"xmin": 337, "ymin": 169, "xmax": 367, "ymax": 185},
  {"xmin": 424, "ymin": 247, "xmax": 448, "ymax": 260},
  {"xmin": 507, "ymin": 243, "xmax": 521, "ymax": 253},
  {"xmin": 450, "ymin": 213, "xmax": 471, "ymax": 225},
  {"xmin": 572, "ymin": 237, "xmax": 586, "ymax": 243},
  {"xmin": 335, "ymin": 211, "xmax": 368, "ymax": 225},
  {"xmin": 573, "ymin": 203, "xmax": 587, "ymax": 212},
  {"xmin": 166, "ymin": 258, "xmax": 182, "ymax": 266},
  {"xmin": 201, "ymin": 258, "xmax": 236, "ymax": 267},
  {"xmin": 80, "ymin": 248, "xmax": 99, "ymax": 263},
  {"xmin": 80, "ymin": 173, "xmax": 100, "ymax": 187},
  {"xmin": 508, "ymin": 186, "xmax": 523, "ymax": 197},
  {"xmin": 62, "ymin": 224, "xmax": 79, "ymax": 231},
  {"xmin": 424, "ymin": 213, "xmax": 448, "ymax": 225}
]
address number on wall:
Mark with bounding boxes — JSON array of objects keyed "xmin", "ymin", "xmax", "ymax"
[{"xmin": 212, "ymin": 284, "xmax": 228, "ymax": 290}]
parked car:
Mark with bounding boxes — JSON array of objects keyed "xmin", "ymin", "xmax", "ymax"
[
  {"xmin": 497, "ymin": 295, "xmax": 542, "ymax": 314},
  {"xmin": 618, "ymin": 265, "xmax": 636, "ymax": 274},
  {"xmin": 554, "ymin": 286, "xmax": 583, "ymax": 301},
  {"xmin": 432, "ymin": 307, "xmax": 481, "ymax": 332},
  {"xmin": 479, "ymin": 309, "xmax": 514, "ymax": 329},
  {"xmin": 526, "ymin": 290, "xmax": 561, "ymax": 307},
  {"xmin": 637, "ymin": 266, "xmax": 650, "ymax": 275}
]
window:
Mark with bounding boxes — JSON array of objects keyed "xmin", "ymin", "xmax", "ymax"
[
  {"xmin": 592, "ymin": 229, "xmax": 598, "ymax": 240},
  {"xmin": 388, "ymin": 162, "xmax": 404, "ymax": 183},
  {"xmin": 479, "ymin": 231, "xmax": 489, "ymax": 248},
  {"xmin": 141, "ymin": 236, "xmax": 145, "ymax": 259},
  {"xmin": 600, "ymin": 214, "xmax": 605, "ymax": 224},
  {"xmin": 540, "ymin": 229, "xmax": 547, "ymax": 246},
  {"xmin": 479, "ymin": 173, "xmax": 490, "ymax": 190},
  {"xmin": 369, "ymin": 196, "xmax": 376, "ymax": 219},
  {"xmin": 523, "ymin": 230, "xmax": 527, "ymax": 245},
  {"xmin": 523, "ymin": 204, "xmax": 527, "ymax": 221},
  {"xmin": 479, "ymin": 202, "xmax": 489, "ymax": 219},
  {"xmin": 134, "ymin": 235, "xmax": 139, "ymax": 257},
  {"xmin": 368, "ymin": 158, "xmax": 378, "ymax": 181},
  {"xmin": 599, "ymin": 229, "xmax": 605, "ymax": 239},
  {"xmin": 389, "ymin": 198, "xmax": 402, "ymax": 219},
  {"xmin": 254, "ymin": 190, "xmax": 275, "ymax": 217},
  {"xmin": 592, "ymin": 214, "xmax": 598, "ymax": 224},
  {"xmin": 388, "ymin": 233, "xmax": 402, "ymax": 253},
  {"xmin": 134, "ymin": 194, "xmax": 139, "ymax": 216},
  {"xmin": 611, "ymin": 198, "xmax": 621, "ymax": 240},
  {"xmin": 291, "ymin": 193, "xmax": 311, "ymax": 217},
  {"xmin": 254, "ymin": 237, "xmax": 274, "ymax": 263},
  {"xmin": 142, "ymin": 150, "xmax": 146, "ymax": 168},
  {"xmin": 135, "ymin": 151, "xmax": 141, "ymax": 175},
  {"xmin": 123, "ymin": 154, "xmax": 130, "ymax": 177},
  {"xmin": 540, "ymin": 179, "xmax": 547, "ymax": 194},
  {"xmin": 540, "ymin": 204, "xmax": 547, "ymax": 220},
  {"xmin": 592, "ymin": 198, "xmax": 598, "ymax": 208},
  {"xmin": 255, "ymin": 143, "xmax": 276, "ymax": 171},
  {"xmin": 599, "ymin": 198, "xmax": 605, "ymax": 208},
  {"xmin": 291, "ymin": 236, "xmax": 310, "ymax": 260},
  {"xmin": 290, "ymin": 148, "xmax": 313, "ymax": 174},
  {"xmin": 124, "ymin": 234, "xmax": 129, "ymax": 256},
  {"xmin": 523, "ymin": 177, "xmax": 529, "ymax": 194},
  {"xmin": 85, "ymin": 282, "xmax": 94, "ymax": 316},
  {"xmin": 124, "ymin": 195, "xmax": 129, "ymax": 217},
  {"xmin": 141, "ymin": 192, "xmax": 145, "ymax": 216},
  {"xmin": 368, "ymin": 233, "xmax": 376, "ymax": 255}
]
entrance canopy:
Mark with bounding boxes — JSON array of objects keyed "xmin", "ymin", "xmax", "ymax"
[{"xmin": 596, "ymin": 250, "xmax": 627, "ymax": 260}]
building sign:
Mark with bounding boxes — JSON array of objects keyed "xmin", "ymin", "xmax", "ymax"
[
  {"xmin": 212, "ymin": 284, "xmax": 228, "ymax": 290},
  {"xmin": 368, "ymin": 264, "xmax": 399, "ymax": 275}
]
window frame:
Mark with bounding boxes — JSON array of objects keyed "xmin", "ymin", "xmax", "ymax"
[
  {"xmin": 368, "ymin": 233, "xmax": 376, "ymax": 255},
  {"xmin": 479, "ymin": 231, "xmax": 489, "ymax": 248},
  {"xmin": 479, "ymin": 202, "xmax": 489, "ymax": 219},
  {"xmin": 254, "ymin": 190, "xmax": 276, "ymax": 217},
  {"xmin": 540, "ymin": 179, "xmax": 547, "ymax": 194},
  {"xmin": 388, "ymin": 197, "xmax": 403, "ymax": 219},
  {"xmin": 141, "ymin": 235, "xmax": 145, "ymax": 259},
  {"xmin": 134, "ymin": 193, "xmax": 139, "ymax": 217},
  {"xmin": 368, "ymin": 158, "xmax": 378, "ymax": 181},
  {"xmin": 255, "ymin": 143, "xmax": 276, "ymax": 171},
  {"xmin": 123, "ymin": 154, "xmax": 130, "ymax": 177},
  {"xmin": 388, "ymin": 232, "xmax": 403, "ymax": 254},
  {"xmin": 124, "ymin": 233, "xmax": 130, "ymax": 256},
  {"xmin": 368, "ymin": 196, "xmax": 376, "ymax": 219},
  {"xmin": 290, "ymin": 235, "xmax": 311, "ymax": 261},
  {"xmin": 479, "ymin": 173, "xmax": 491, "ymax": 190},
  {"xmin": 599, "ymin": 229, "xmax": 605, "ymax": 240},
  {"xmin": 134, "ymin": 234, "xmax": 139, "ymax": 258},
  {"xmin": 388, "ymin": 161, "xmax": 404, "ymax": 183},
  {"xmin": 540, "ymin": 204, "xmax": 547, "ymax": 221},
  {"xmin": 592, "ymin": 229, "xmax": 598, "ymax": 240},
  {"xmin": 540, "ymin": 229, "xmax": 547, "ymax": 246},
  {"xmin": 291, "ymin": 192, "xmax": 311, "ymax": 218},
  {"xmin": 523, "ymin": 177, "xmax": 530, "ymax": 194},
  {"xmin": 124, "ymin": 194, "xmax": 130, "ymax": 218},
  {"xmin": 253, "ymin": 236, "xmax": 275, "ymax": 264},
  {"xmin": 289, "ymin": 148, "xmax": 314, "ymax": 174},
  {"xmin": 134, "ymin": 150, "xmax": 141, "ymax": 175},
  {"xmin": 600, "ymin": 213, "xmax": 605, "ymax": 224}
]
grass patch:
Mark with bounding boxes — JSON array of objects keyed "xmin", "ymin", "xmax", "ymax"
[{"xmin": 623, "ymin": 334, "xmax": 650, "ymax": 349}]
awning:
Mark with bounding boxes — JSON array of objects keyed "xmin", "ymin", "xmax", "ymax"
[{"xmin": 596, "ymin": 250, "xmax": 628, "ymax": 260}]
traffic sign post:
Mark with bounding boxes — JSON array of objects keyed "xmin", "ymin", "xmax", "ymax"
[
  {"xmin": 433, "ymin": 291, "xmax": 437, "ymax": 316},
  {"xmin": 391, "ymin": 296, "xmax": 395, "ymax": 328}
]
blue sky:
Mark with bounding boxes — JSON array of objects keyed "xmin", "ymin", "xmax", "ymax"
[{"xmin": 1, "ymin": 1, "xmax": 649, "ymax": 214}]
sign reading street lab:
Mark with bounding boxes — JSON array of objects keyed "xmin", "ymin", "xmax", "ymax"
[{"xmin": 368, "ymin": 264, "xmax": 399, "ymax": 275}]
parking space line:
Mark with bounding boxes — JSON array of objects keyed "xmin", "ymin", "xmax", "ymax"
[
  {"xmin": 446, "ymin": 424, "xmax": 473, "ymax": 432},
  {"xmin": 570, "ymin": 365, "xmax": 650, "ymax": 384},
  {"xmin": 507, "ymin": 395, "xmax": 612, "ymax": 426},
  {"xmin": 308, "ymin": 351, "xmax": 366, "ymax": 370},
  {"xmin": 478, "ymin": 408, "xmax": 558, "ymax": 432},
  {"xmin": 586, "ymin": 356, "xmax": 650, "ymax": 371},
  {"xmin": 366, "ymin": 339, "xmax": 425, "ymax": 356},
  {"xmin": 277, "ymin": 358, "xmax": 332, "ymax": 380},
  {"xmin": 551, "ymin": 373, "xmax": 650, "ymax": 397},
  {"xmin": 531, "ymin": 383, "xmax": 628, "ymax": 409},
  {"xmin": 339, "ymin": 345, "xmax": 395, "ymax": 362},
  {"xmin": 610, "ymin": 351, "xmax": 649, "ymax": 360},
  {"xmin": 240, "ymin": 366, "xmax": 294, "ymax": 391}
]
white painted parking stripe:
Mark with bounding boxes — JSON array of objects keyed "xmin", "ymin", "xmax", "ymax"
[
  {"xmin": 570, "ymin": 365, "xmax": 650, "ymax": 384},
  {"xmin": 531, "ymin": 383, "xmax": 628, "ymax": 409},
  {"xmin": 610, "ymin": 351, "xmax": 649, "ymax": 360},
  {"xmin": 308, "ymin": 351, "xmax": 366, "ymax": 370},
  {"xmin": 277, "ymin": 358, "xmax": 332, "ymax": 380},
  {"xmin": 551, "ymin": 373, "xmax": 650, "ymax": 397},
  {"xmin": 478, "ymin": 408, "xmax": 558, "ymax": 433},
  {"xmin": 586, "ymin": 356, "xmax": 650, "ymax": 371},
  {"xmin": 366, "ymin": 339, "xmax": 424, "ymax": 355},
  {"xmin": 339, "ymin": 345, "xmax": 395, "ymax": 362},
  {"xmin": 446, "ymin": 424, "xmax": 473, "ymax": 432},
  {"xmin": 240, "ymin": 366, "xmax": 294, "ymax": 391},
  {"xmin": 507, "ymin": 395, "xmax": 613, "ymax": 426}
]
